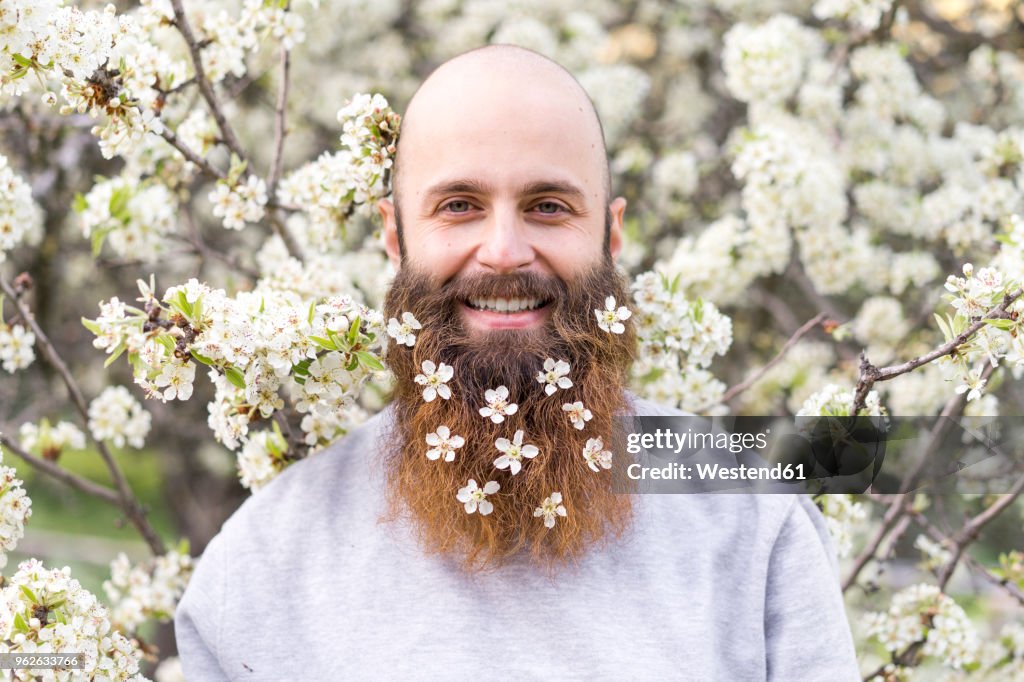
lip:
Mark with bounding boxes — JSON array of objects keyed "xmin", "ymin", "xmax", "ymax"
[{"xmin": 461, "ymin": 300, "xmax": 551, "ymax": 330}]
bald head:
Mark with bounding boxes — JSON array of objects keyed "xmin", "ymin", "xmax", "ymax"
[{"xmin": 391, "ymin": 45, "xmax": 611, "ymax": 216}]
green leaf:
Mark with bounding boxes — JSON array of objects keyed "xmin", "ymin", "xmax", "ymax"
[
  {"xmin": 224, "ymin": 366, "xmax": 246, "ymax": 389},
  {"xmin": 108, "ymin": 185, "xmax": 131, "ymax": 224},
  {"xmin": 104, "ymin": 341, "xmax": 127, "ymax": 368},
  {"xmin": 345, "ymin": 354, "xmax": 359, "ymax": 372},
  {"xmin": 355, "ymin": 351, "xmax": 384, "ymax": 371},
  {"xmin": 19, "ymin": 585, "xmax": 38, "ymax": 603},
  {"xmin": 933, "ymin": 313, "xmax": 952, "ymax": 342},
  {"xmin": 91, "ymin": 225, "xmax": 114, "ymax": 257},
  {"xmin": 190, "ymin": 350, "xmax": 214, "ymax": 366},
  {"xmin": 13, "ymin": 612, "xmax": 27, "ymax": 633},
  {"xmin": 983, "ymin": 318, "xmax": 1016, "ymax": 331},
  {"xmin": 307, "ymin": 301, "xmax": 316, "ymax": 325},
  {"xmin": 73, "ymin": 192, "xmax": 88, "ymax": 213},
  {"xmin": 81, "ymin": 317, "xmax": 102, "ymax": 335},
  {"xmin": 309, "ymin": 335, "xmax": 336, "ymax": 350},
  {"xmin": 11, "ymin": 53, "xmax": 32, "ymax": 68}
]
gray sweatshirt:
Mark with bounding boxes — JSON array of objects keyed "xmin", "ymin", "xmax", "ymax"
[{"xmin": 174, "ymin": 396, "xmax": 861, "ymax": 681}]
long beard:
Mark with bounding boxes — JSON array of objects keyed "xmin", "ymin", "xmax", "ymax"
[{"xmin": 380, "ymin": 260, "xmax": 638, "ymax": 573}]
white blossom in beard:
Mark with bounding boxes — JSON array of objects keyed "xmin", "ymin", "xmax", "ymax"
[
  {"xmin": 536, "ymin": 358, "xmax": 572, "ymax": 396},
  {"xmin": 415, "ymin": 360, "xmax": 454, "ymax": 402},
  {"xmin": 493, "ymin": 429, "xmax": 539, "ymax": 475},
  {"xmin": 425, "ymin": 425, "xmax": 464, "ymax": 462},
  {"xmin": 562, "ymin": 401, "xmax": 593, "ymax": 430},
  {"xmin": 533, "ymin": 492, "xmax": 567, "ymax": 529},
  {"xmin": 456, "ymin": 479, "xmax": 500, "ymax": 515},
  {"xmin": 479, "ymin": 385, "xmax": 518, "ymax": 423}
]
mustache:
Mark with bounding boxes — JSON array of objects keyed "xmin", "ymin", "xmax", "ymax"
[{"xmin": 429, "ymin": 270, "xmax": 565, "ymax": 310}]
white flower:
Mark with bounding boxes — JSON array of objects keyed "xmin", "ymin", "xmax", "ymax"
[
  {"xmin": 533, "ymin": 492, "xmax": 567, "ymax": 528},
  {"xmin": 209, "ymin": 175, "xmax": 268, "ymax": 231},
  {"xmin": 583, "ymin": 437, "xmax": 613, "ymax": 472},
  {"xmin": 0, "ymin": 324, "xmax": 35, "ymax": 373},
  {"xmin": 954, "ymin": 367, "xmax": 987, "ymax": 403},
  {"xmin": 536, "ymin": 358, "xmax": 572, "ymax": 396},
  {"xmin": 456, "ymin": 478, "xmax": 500, "ymax": 515},
  {"xmin": 562, "ymin": 401, "xmax": 593, "ymax": 430},
  {"xmin": 414, "ymin": 360, "xmax": 454, "ymax": 402},
  {"xmin": 493, "ymin": 429, "xmax": 539, "ymax": 475},
  {"xmin": 387, "ymin": 311, "xmax": 421, "ymax": 347},
  {"xmin": 596, "ymin": 295, "xmax": 631, "ymax": 334},
  {"xmin": 153, "ymin": 359, "xmax": 197, "ymax": 401},
  {"xmin": 0, "ymin": 465, "xmax": 32, "ymax": 569},
  {"xmin": 479, "ymin": 385, "xmax": 518, "ymax": 423},
  {"xmin": 87, "ymin": 386, "xmax": 152, "ymax": 449},
  {"xmin": 425, "ymin": 425, "xmax": 464, "ymax": 462}
]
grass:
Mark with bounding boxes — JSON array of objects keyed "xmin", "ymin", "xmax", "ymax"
[{"xmin": 3, "ymin": 443, "xmax": 180, "ymax": 596}]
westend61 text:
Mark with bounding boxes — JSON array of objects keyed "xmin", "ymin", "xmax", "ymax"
[{"xmin": 626, "ymin": 462, "xmax": 806, "ymax": 481}]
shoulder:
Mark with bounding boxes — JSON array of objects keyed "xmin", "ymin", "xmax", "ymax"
[
  {"xmin": 621, "ymin": 391, "xmax": 696, "ymax": 417},
  {"xmin": 211, "ymin": 405, "xmax": 394, "ymax": 550}
]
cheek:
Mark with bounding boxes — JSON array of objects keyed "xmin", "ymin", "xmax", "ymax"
[
  {"xmin": 409, "ymin": 237, "xmax": 464, "ymax": 279},
  {"xmin": 536, "ymin": 235, "xmax": 604, "ymax": 276}
]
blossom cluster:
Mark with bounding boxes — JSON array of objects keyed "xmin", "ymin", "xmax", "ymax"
[
  {"xmin": 864, "ymin": 583, "xmax": 979, "ymax": 670},
  {"xmin": 277, "ymin": 94, "xmax": 400, "ymax": 250},
  {"xmin": 18, "ymin": 418, "xmax": 86, "ymax": 460},
  {"xmin": 0, "ymin": 153, "xmax": 44, "ymax": 264},
  {"xmin": 630, "ymin": 271, "xmax": 732, "ymax": 413},
  {"xmin": 85, "ymin": 277, "xmax": 387, "ymax": 489},
  {"xmin": 0, "ymin": 452, "xmax": 32, "ymax": 570},
  {"xmin": 816, "ymin": 494, "xmax": 867, "ymax": 559},
  {"xmin": 0, "ymin": 558, "xmax": 147, "ymax": 681},
  {"xmin": 87, "ymin": 385, "xmax": 152, "ymax": 449},
  {"xmin": 102, "ymin": 545, "xmax": 194, "ymax": 633}
]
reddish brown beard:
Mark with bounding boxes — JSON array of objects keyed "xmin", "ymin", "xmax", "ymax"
[{"xmin": 379, "ymin": 260, "xmax": 638, "ymax": 573}]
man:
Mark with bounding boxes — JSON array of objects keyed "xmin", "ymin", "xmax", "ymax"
[{"xmin": 174, "ymin": 45, "xmax": 861, "ymax": 680}]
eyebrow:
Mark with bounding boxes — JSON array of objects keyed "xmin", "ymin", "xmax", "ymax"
[{"xmin": 421, "ymin": 178, "xmax": 588, "ymax": 205}]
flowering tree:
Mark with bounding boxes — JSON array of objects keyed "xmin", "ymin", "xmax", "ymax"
[{"xmin": 1, "ymin": 0, "xmax": 1023, "ymax": 679}]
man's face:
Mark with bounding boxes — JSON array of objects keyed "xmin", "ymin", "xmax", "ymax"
[
  {"xmin": 376, "ymin": 48, "xmax": 637, "ymax": 572},
  {"xmin": 379, "ymin": 57, "xmax": 626, "ymax": 333}
]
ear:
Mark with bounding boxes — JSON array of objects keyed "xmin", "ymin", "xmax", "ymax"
[
  {"xmin": 608, "ymin": 196, "xmax": 626, "ymax": 262},
  {"xmin": 379, "ymin": 198, "xmax": 401, "ymax": 270}
]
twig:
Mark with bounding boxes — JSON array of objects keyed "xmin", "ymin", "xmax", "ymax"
[
  {"xmin": 168, "ymin": 0, "xmax": 246, "ymax": 161},
  {"xmin": 0, "ymin": 433, "xmax": 121, "ymax": 506},
  {"xmin": 936, "ymin": 470, "xmax": 1024, "ymax": 589},
  {"xmin": 267, "ymin": 45, "xmax": 291, "ymax": 197},
  {"xmin": 851, "ymin": 288, "xmax": 1023, "ymax": 415},
  {"xmin": 157, "ymin": 126, "xmax": 225, "ymax": 180},
  {"xmin": 720, "ymin": 312, "xmax": 827, "ymax": 406},
  {"xmin": 0, "ymin": 275, "xmax": 166, "ymax": 555}
]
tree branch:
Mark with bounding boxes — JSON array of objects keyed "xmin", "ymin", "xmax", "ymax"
[
  {"xmin": 0, "ymin": 275, "xmax": 166, "ymax": 555},
  {"xmin": 0, "ymin": 433, "xmax": 121, "ymax": 506}
]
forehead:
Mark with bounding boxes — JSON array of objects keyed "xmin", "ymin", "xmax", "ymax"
[{"xmin": 396, "ymin": 59, "xmax": 607, "ymax": 208}]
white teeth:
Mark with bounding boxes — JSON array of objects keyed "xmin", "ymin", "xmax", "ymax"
[{"xmin": 468, "ymin": 298, "xmax": 544, "ymax": 313}]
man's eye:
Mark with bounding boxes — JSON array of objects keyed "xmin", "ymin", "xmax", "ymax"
[
  {"xmin": 443, "ymin": 200, "xmax": 472, "ymax": 213},
  {"xmin": 535, "ymin": 202, "xmax": 564, "ymax": 214}
]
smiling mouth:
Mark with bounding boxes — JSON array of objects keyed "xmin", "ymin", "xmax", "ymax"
[{"xmin": 464, "ymin": 297, "xmax": 551, "ymax": 313}]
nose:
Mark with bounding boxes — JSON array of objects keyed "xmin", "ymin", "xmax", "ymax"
[{"xmin": 474, "ymin": 205, "xmax": 535, "ymax": 273}]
